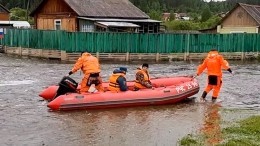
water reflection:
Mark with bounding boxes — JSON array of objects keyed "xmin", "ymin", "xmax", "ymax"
[{"xmin": 201, "ymin": 103, "xmax": 222, "ymax": 146}]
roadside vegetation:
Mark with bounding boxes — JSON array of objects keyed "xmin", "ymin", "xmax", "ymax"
[{"xmin": 179, "ymin": 115, "xmax": 260, "ymax": 146}]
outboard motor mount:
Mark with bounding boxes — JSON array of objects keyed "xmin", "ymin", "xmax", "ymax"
[{"xmin": 53, "ymin": 76, "xmax": 78, "ymax": 100}]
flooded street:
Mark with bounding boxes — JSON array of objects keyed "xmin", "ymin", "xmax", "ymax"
[{"xmin": 0, "ymin": 53, "xmax": 259, "ymax": 146}]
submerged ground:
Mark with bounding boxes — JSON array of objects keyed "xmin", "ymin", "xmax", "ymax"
[{"xmin": 0, "ymin": 54, "xmax": 259, "ymax": 146}]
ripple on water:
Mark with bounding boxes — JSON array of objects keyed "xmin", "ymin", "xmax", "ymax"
[{"xmin": 0, "ymin": 80, "xmax": 35, "ymax": 86}]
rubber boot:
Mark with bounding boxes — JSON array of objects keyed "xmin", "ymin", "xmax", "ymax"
[
  {"xmin": 200, "ymin": 91, "xmax": 207, "ymax": 102},
  {"xmin": 212, "ymin": 96, "xmax": 217, "ymax": 103}
]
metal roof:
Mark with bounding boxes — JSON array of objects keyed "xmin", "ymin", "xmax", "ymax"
[
  {"xmin": 240, "ymin": 3, "xmax": 260, "ymax": 25},
  {"xmin": 31, "ymin": 0, "xmax": 149, "ymax": 19},
  {"xmin": 96, "ymin": 21, "xmax": 140, "ymax": 28},
  {"xmin": 220, "ymin": 3, "xmax": 260, "ymax": 25},
  {"xmin": 0, "ymin": 21, "xmax": 31, "ymax": 28},
  {"xmin": 0, "ymin": 4, "xmax": 10, "ymax": 13},
  {"xmin": 78, "ymin": 17, "xmax": 161, "ymax": 23}
]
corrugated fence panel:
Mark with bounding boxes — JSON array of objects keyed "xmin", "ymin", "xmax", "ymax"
[{"xmin": 2, "ymin": 29, "xmax": 260, "ymax": 53}]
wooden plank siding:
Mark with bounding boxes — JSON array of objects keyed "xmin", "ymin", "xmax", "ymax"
[
  {"xmin": 222, "ymin": 6, "xmax": 257, "ymax": 26},
  {"xmin": 34, "ymin": 0, "xmax": 78, "ymax": 31},
  {"xmin": 217, "ymin": 3, "xmax": 260, "ymax": 34},
  {"xmin": 5, "ymin": 47, "xmax": 259, "ymax": 62},
  {"xmin": 0, "ymin": 13, "xmax": 9, "ymax": 20}
]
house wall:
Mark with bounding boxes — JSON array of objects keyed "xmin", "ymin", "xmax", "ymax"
[
  {"xmin": 222, "ymin": 6, "xmax": 257, "ymax": 27},
  {"xmin": 218, "ymin": 6, "xmax": 259, "ymax": 33},
  {"xmin": 218, "ymin": 25, "xmax": 258, "ymax": 33},
  {"xmin": 0, "ymin": 13, "xmax": 9, "ymax": 20},
  {"xmin": 34, "ymin": 0, "xmax": 78, "ymax": 31}
]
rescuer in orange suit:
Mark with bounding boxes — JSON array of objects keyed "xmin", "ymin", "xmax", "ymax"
[
  {"xmin": 195, "ymin": 49, "xmax": 234, "ymax": 102},
  {"xmin": 134, "ymin": 63, "xmax": 153, "ymax": 90},
  {"xmin": 68, "ymin": 52, "xmax": 104, "ymax": 93}
]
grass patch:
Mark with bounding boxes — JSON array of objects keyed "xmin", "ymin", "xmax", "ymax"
[
  {"xmin": 179, "ymin": 134, "xmax": 203, "ymax": 146},
  {"xmin": 179, "ymin": 116, "xmax": 260, "ymax": 146}
]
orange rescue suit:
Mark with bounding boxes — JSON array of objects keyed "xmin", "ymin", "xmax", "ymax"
[
  {"xmin": 134, "ymin": 69, "xmax": 151, "ymax": 89},
  {"xmin": 196, "ymin": 50, "xmax": 230, "ymax": 98},
  {"xmin": 71, "ymin": 52, "xmax": 103, "ymax": 93},
  {"xmin": 108, "ymin": 73, "xmax": 125, "ymax": 92}
]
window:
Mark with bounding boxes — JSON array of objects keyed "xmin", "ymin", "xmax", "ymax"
[
  {"xmin": 81, "ymin": 24, "xmax": 94, "ymax": 32},
  {"xmin": 54, "ymin": 19, "xmax": 61, "ymax": 30}
]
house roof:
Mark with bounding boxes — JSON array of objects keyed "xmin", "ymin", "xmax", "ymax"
[
  {"xmin": 220, "ymin": 3, "xmax": 260, "ymax": 25},
  {"xmin": 0, "ymin": 4, "xmax": 10, "ymax": 13},
  {"xmin": 30, "ymin": 0, "xmax": 149, "ymax": 19},
  {"xmin": 0, "ymin": 21, "xmax": 31, "ymax": 28},
  {"xmin": 78, "ymin": 17, "xmax": 161, "ymax": 23},
  {"xmin": 95, "ymin": 22, "xmax": 140, "ymax": 28}
]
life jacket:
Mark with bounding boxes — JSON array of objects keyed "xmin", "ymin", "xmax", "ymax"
[
  {"xmin": 197, "ymin": 51, "xmax": 230, "ymax": 77},
  {"xmin": 72, "ymin": 53, "xmax": 101, "ymax": 75},
  {"xmin": 134, "ymin": 69, "xmax": 150, "ymax": 89},
  {"xmin": 108, "ymin": 73, "xmax": 125, "ymax": 92}
]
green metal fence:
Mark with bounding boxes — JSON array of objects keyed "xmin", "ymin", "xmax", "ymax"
[{"xmin": 1, "ymin": 29, "xmax": 260, "ymax": 53}]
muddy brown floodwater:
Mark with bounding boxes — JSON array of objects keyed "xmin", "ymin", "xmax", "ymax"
[{"xmin": 0, "ymin": 53, "xmax": 259, "ymax": 146}]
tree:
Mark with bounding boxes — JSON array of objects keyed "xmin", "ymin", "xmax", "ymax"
[
  {"xmin": 201, "ymin": 6, "xmax": 212, "ymax": 22},
  {"xmin": 148, "ymin": 10, "xmax": 162, "ymax": 20},
  {"xmin": 169, "ymin": 10, "xmax": 175, "ymax": 21},
  {"xmin": 10, "ymin": 7, "xmax": 27, "ymax": 21},
  {"xmin": 10, "ymin": 7, "xmax": 34, "ymax": 24}
]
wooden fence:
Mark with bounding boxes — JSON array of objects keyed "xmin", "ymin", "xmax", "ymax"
[{"xmin": 4, "ymin": 46, "xmax": 258, "ymax": 62}]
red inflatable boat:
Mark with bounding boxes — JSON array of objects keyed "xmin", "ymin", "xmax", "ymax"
[{"xmin": 43, "ymin": 76, "xmax": 199, "ymax": 111}]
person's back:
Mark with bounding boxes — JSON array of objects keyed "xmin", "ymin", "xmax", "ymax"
[
  {"xmin": 74, "ymin": 53, "xmax": 100, "ymax": 74},
  {"xmin": 68, "ymin": 52, "xmax": 104, "ymax": 93},
  {"xmin": 108, "ymin": 67, "xmax": 127, "ymax": 92},
  {"xmin": 197, "ymin": 50, "xmax": 229, "ymax": 78}
]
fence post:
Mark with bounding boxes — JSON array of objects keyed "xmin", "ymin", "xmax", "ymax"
[
  {"xmin": 126, "ymin": 52, "xmax": 129, "ymax": 61},
  {"xmin": 39, "ymin": 49, "xmax": 43, "ymax": 57},
  {"xmin": 241, "ymin": 33, "xmax": 245, "ymax": 61},
  {"xmin": 184, "ymin": 34, "xmax": 190, "ymax": 61},
  {"xmin": 18, "ymin": 46, "xmax": 22, "ymax": 56},
  {"xmin": 156, "ymin": 53, "xmax": 160, "ymax": 62},
  {"xmin": 61, "ymin": 50, "xmax": 67, "ymax": 61},
  {"xmin": 96, "ymin": 52, "xmax": 100, "ymax": 59},
  {"xmin": 4, "ymin": 46, "xmax": 7, "ymax": 53}
]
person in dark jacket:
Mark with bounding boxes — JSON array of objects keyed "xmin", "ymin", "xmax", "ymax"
[{"xmin": 108, "ymin": 67, "xmax": 128, "ymax": 92}]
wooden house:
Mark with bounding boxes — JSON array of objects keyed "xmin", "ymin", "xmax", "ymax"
[
  {"xmin": 217, "ymin": 3, "xmax": 260, "ymax": 33},
  {"xmin": 0, "ymin": 4, "xmax": 10, "ymax": 21},
  {"xmin": 30, "ymin": 0, "xmax": 161, "ymax": 33}
]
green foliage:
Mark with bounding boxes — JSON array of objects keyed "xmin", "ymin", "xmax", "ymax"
[
  {"xmin": 219, "ymin": 116, "xmax": 260, "ymax": 146},
  {"xmin": 201, "ymin": 15, "xmax": 221, "ymax": 28},
  {"xmin": 148, "ymin": 10, "xmax": 162, "ymax": 21},
  {"xmin": 165, "ymin": 20, "xmax": 200, "ymax": 30},
  {"xmin": 10, "ymin": 7, "xmax": 34, "ymax": 24},
  {"xmin": 201, "ymin": 6, "xmax": 212, "ymax": 22},
  {"xmin": 179, "ymin": 134, "xmax": 202, "ymax": 146},
  {"xmin": 10, "ymin": 7, "xmax": 27, "ymax": 21},
  {"xmin": 169, "ymin": 10, "xmax": 175, "ymax": 21}
]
